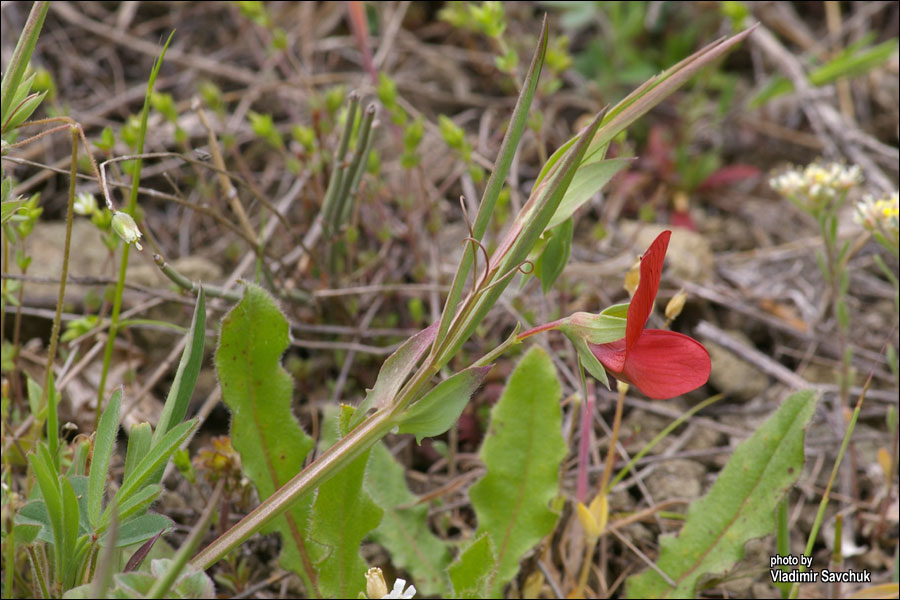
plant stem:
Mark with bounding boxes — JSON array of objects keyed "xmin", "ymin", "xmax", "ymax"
[
  {"xmin": 190, "ymin": 407, "xmax": 396, "ymax": 569},
  {"xmin": 599, "ymin": 384, "xmax": 627, "ymax": 497},
  {"xmin": 40, "ymin": 126, "xmax": 78, "ymax": 467},
  {"xmin": 95, "ymin": 33, "xmax": 173, "ymax": 425}
]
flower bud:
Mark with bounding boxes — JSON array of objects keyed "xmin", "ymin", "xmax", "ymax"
[
  {"xmin": 111, "ymin": 210, "xmax": 143, "ymax": 250},
  {"xmin": 624, "ymin": 258, "xmax": 641, "ymax": 297},
  {"xmin": 74, "ymin": 192, "xmax": 97, "ymax": 216},
  {"xmin": 665, "ymin": 288, "xmax": 688, "ymax": 322},
  {"xmin": 560, "ymin": 306, "xmax": 628, "ymax": 345},
  {"xmin": 366, "ymin": 567, "xmax": 388, "ymax": 599},
  {"xmin": 576, "ymin": 501, "xmax": 600, "ymax": 540},
  {"xmin": 588, "ymin": 492, "xmax": 609, "ymax": 535}
]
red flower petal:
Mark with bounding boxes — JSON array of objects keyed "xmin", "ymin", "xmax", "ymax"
[
  {"xmin": 621, "ymin": 329, "xmax": 711, "ymax": 399},
  {"xmin": 589, "ymin": 338, "xmax": 627, "ymax": 373},
  {"xmin": 626, "ymin": 231, "xmax": 671, "ymax": 353}
]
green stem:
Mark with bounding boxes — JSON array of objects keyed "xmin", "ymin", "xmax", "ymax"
[
  {"xmin": 149, "ymin": 480, "xmax": 224, "ymax": 598},
  {"xmin": 40, "ymin": 126, "xmax": 78, "ymax": 467},
  {"xmin": 95, "ymin": 32, "xmax": 174, "ymax": 426},
  {"xmin": 775, "ymin": 497, "xmax": 791, "ymax": 598},
  {"xmin": 190, "ymin": 407, "xmax": 396, "ymax": 569},
  {"xmin": 789, "ymin": 382, "xmax": 866, "ymax": 599}
]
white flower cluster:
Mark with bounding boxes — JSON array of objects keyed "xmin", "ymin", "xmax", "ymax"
[
  {"xmin": 770, "ymin": 162, "xmax": 863, "ymax": 206},
  {"xmin": 855, "ymin": 191, "xmax": 899, "ymax": 235}
]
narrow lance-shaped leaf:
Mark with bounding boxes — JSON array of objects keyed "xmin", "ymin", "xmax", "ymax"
[
  {"xmin": 215, "ymin": 283, "xmax": 319, "ymax": 595},
  {"xmin": 350, "ymin": 321, "xmax": 439, "ymax": 429},
  {"xmin": 124, "ymin": 422, "xmax": 152, "ymax": 482},
  {"xmin": 397, "ymin": 365, "xmax": 492, "ymax": 444},
  {"xmin": 534, "ymin": 217, "xmax": 574, "ymax": 294},
  {"xmin": 60, "ymin": 477, "xmax": 82, "ymax": 589},
  {"xmin": 365, "ymin": 441, "xmax": 452, "ymax": 597},
  {"xmin": 88, "ymin": 389, "xmax": 122, "ymax": 528},
  {"xmin": 544, "ymin": 157, "xmax": 631, "ymax": 232},
  {"xmin": 626, "ymin": 390, "xmax": 818, "ymax": 599},
  {"xmin": 0, "ymin": 1, "xmax": 49, "ymax": 126},
  {"xmin": 101, "ymin": 419, "xmax": 197, "ymax": 527},
  {"xmin": 441, "ymin": 110, "xmax": 605, "ymax": 363},
  {"xmin": 461, "ymin": 347, "xmax": 567, "ymax": 597},
  {"xmin": 307, "ymin": 408, "xmax": 383, "ymax": 599},
  {"xmin": 435, "ymin": 17, "xmax": 549, "ymax": 350},
  {"xmin": 153, "ymin": 288, "xmax": 205, "ymax": 444},
  {"xmin": 536, "ymin": 27, "xmax": 756, "ymax": 186}
]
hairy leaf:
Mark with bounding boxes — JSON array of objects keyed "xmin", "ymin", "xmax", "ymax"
[
  {"xmin": 462, "ymin": 347, "xmax": 566, "ymax": 597},
  {"xmin": 153, "ymin": 288, "xmax": 205, "ymax": 444},
  {"xmin": 449, "ymin": 533, "xmax": 496, "ymax": 599},
  {"xmin": 88, "ymin": 389, "xmax": 121, "ymax": 528},
  {"xmin": 397, "ymin": 365, "xmax": 491, "ymax": 443},
  {"xmin": 365, "ymin": 441, "xmax": 452, "ymax": 596},
  {"xmin": 626, "ymin": 390, "xmax": 817, "ymax": 598},
  {"xmin": 215, "ymin": 283, "xmax": 318, "ymax": 595},
  {"xmin": 350, "ymin": 321, "xmax": 439, "ymax": 428},
  {"xmin": 307, "ymin": 408, "xmax": 383, "ymax": 599}
]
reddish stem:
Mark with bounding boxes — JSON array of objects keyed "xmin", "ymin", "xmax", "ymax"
[{"xmin": 517, "ymin": 318, "xmax": 565, "ymax": 341}]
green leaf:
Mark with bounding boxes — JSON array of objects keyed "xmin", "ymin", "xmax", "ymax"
[
  {"xmin": 535, "ymin": 218, "xmax": 574, "ymax": 294},
  {"xmin": 537, "ymin": 28, "xmax": 755, "ymax": 185},
  {"xmin": 365, "ymin": 442, "xmax": 452, "ymax": 597},
  {"xmin": 350, "ymin": 322, "xmax": 439, "ymax": 428},
  {"xmin": 1, "ymin": 197, "xmax": 27, "ymax": 224},
  {"xmin": 4, "ymin": 90, "xmax": 47, "ymax": 131},
  {"xmin": 443, "ymin": 107, "xmax": 606, "ymax": 364},
  {"xmin": 307, "ymin": 408, "xmax": 383, "ymax": 599},
  {"xmin": 116, "ymin": 513, "xmax": 172, "ymax": 548},
  {"xmin": 0, "ymin": 1, "xmax": 49, "ymax": 129},
  {"xmin": 28, "ymin": 444, "xmax": 63, "ymax": 550},
  {"xmin": 60, "ymin": 477, "xmax": 81, "ymax": 588},
  {"xmin": 750, "ymin": 38, "xmax": 898, "ymax": 107},
  {"xmin": 124, "ymin": 422, "xmax": 152, "ymax": 482},
  {"xmin": 215, "ymin": 283, "xmax": 318, "ymax": 593},
  {"xmin": 397, "ymin": 365, "xmax": 492, "ymax": 444},
  {"xmin": 152, "ymin": 289, "xmax": 205, "ymax": 444},
  {"xmin": 436, "ymin": 17, "xmax": 549, "ymax": 349},
  {"xmin": 571, "ymin": 337, "xmax": 611, "ymax": 389},
  {"xmin": 16, "ymin": 500, "xmax": 52, "ymax": 543},
  {"xmin": 115, "ymin": 484, "xmax": 162, "ymax": 525},
  {"xmin": 626, "ymin": 390, "xmax": 818, "ymax": 598},
  {"xmin": 101, "ymin": 419, "xmax": 197, "ymax": 528},
  {"xmin": 465, "ymin": 347, "xmax": 567, "ymax": 597},
  {"xmin": 13, "ymin": 522, "xmax": 41, "ymax": 545},
  {"xmin": 545, "ymin": 158, "xmax": 630, "ymax": 231},
  {"xmin": 89, "ymin": 389, "xmax": 121, "ymax": 527},
  {"xmin": 449, "ymin": 533, "xmax": 497, "ymax": 599}
]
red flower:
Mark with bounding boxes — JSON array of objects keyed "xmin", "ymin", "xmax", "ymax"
[{"xmin": 589, "ymin": 231, "xmax": 710, "ymax": 399}]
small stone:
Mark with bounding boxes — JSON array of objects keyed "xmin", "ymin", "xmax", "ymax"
[
  {"xmin": 645, "ymin": 458, "xmax": 706, "ymax": 504},
  {"xmin": 707, "ymin": 330, "xmax": 768, "ymax": 400}
]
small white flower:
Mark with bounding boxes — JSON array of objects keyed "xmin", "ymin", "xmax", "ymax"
[
  {"xmin": 855, "ymin": 191, "xmax": 899, "ymax": 233},
  {"xmin": 111, "ymin": 210, "xmax": 143, "ymax": 250},
  {"xmin": 74, "ymin": 192, "xmax": 97, "ymax": 216},
  {"xmin": 382, "ymin": 578, "xmax": 416, "ymax": 599},
  {"xmin": 830, "ymin": 164, "xmax": 862, "ymax": 190},
  {"xmin": 769, "ymin": 169, "xmax": 805, "ymax": 196}
]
